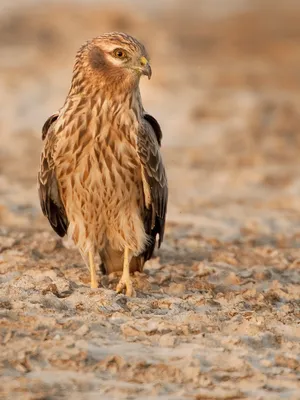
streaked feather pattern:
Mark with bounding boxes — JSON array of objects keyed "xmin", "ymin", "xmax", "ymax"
[{"xmin": 38, "ymin": 32, "xmax": 168, "ymax": 281}]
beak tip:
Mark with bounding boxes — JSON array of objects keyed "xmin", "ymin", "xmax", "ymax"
[{"xmin": 146, "ymin": 65, "xmax": 152, "ymax": 80}]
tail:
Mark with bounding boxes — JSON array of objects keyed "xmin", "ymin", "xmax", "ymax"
[{"xmin": 99, "ymin": 245, "xmax": 145, "ymax": 275}]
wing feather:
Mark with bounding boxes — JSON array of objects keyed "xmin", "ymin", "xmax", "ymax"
[
  {"xmin": 137, "ymin": 113, "xmax": 168, "ymax": 260},
  {"xmin": 38, "ymin": 113, "xmax": 69, "ymax": 237}
]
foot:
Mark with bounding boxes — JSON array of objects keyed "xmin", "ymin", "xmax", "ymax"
[{"xmin": 116, "ymin": 276, "xmax": 136, "ymax": 297}]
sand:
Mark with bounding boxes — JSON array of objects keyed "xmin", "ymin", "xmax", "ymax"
[{"xmin": 0, "ymin": 1, "xmax": 299, "ymax": 399}]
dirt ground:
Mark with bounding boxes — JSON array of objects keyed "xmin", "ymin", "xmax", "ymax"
[{"xmin": 0, "ymin": 1, "xmax": 299, "ymax": 399}]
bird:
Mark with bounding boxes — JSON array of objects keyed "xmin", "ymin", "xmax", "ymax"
[{"xmin": 38, "ymin": 32, "xmax": 168, "ymax": 296}]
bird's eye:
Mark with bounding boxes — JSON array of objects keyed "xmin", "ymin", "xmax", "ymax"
[{"xmin": 113, "ymin": 49, "xmax": 127, "ymax": 59}]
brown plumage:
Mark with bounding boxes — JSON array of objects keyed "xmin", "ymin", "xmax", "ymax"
[{"xmin": 38, "ymin": 32, "xmax": 168, "ymax": 296}]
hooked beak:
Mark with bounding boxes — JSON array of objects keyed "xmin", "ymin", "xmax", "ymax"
[{"xmin": 139, "ymin": 56, "xmax": 152, "ymax": 79}]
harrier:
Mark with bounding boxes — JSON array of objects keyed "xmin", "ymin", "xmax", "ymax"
[{"xmin": 38, "ymin": 32, "xmax": 168, "ymax": 296}]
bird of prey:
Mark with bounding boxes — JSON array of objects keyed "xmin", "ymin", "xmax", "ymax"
[{"xmin": 38, "ymin": 32, "xmax": 168, "ymax": 296}]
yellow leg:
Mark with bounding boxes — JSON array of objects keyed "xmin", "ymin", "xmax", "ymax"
[
  {"xmin": 116, "ymin": 247, "xmax": 135, "ymax": 297},
  {"xmin": 89, "ymin": 251, "xmax": 98, "ymax": 289}
]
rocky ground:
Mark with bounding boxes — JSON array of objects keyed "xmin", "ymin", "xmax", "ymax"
[{"xmin": 0, "ymin": 1, "xmax": 300, "ymax": 399}]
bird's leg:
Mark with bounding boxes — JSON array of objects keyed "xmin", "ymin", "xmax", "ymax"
[
  {"xmin": 116, "ymin": 247, "xmax": 135, "ymax": 297},
  {"xmin": 89, "ymin": 250, "xmax": 98, "ymax": 289}
]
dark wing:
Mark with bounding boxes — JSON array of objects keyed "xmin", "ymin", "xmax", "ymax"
[
  {"xmin": 42, "ymin": 113, "xmax": 59, "ymax": 140},
  {"xmin": 137, "ymin": 113, "xmax": 168, "ymax": 261},
  {"xmin": 38, "ymin": 113, "xmax": 69, "ymax": 237},
  {"xmin": 144, "ymin": 113, "xmax": 162, "ymax": 145}
]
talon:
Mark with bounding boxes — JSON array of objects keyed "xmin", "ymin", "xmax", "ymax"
[
  {"xmin": 116, "ymin": 281, "xmax": 125, "ymax": 294},
  {"xmin": 116, "ymin": 247, "xmax": 136, "ymax": 296},
  {"xmin": 116, "ymin": 278, "xmax": 136, "ymax": 297},
  {"xmin": 126, "ymin": 283, "xmax": 136, "ymax": 297}
]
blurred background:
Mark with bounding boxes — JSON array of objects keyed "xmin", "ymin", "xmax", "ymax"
[{"xmin": 1, "ymin": 0, "xmax": 300, "ymax": 241}]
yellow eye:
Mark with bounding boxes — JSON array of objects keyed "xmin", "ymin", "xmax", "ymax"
[{"xmin": 113, "ymin": 49, "xmax": 126, "ymax": 59}]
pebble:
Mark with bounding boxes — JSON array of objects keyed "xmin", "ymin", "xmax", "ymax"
[
  {"xmin": 260, "ymin": 359, "xmax": 272, "ymax": 368},
  {"xmin": 159, "ymin": 334, "xmax": 176, "ymax": 347},
  {"xmin": 74, "ymin": 324, "xmax": 89, "ymax": 337}
]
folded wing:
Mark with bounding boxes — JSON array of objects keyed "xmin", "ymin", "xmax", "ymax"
[
  {"xmin": 137, "ymin": 113, "xmax": 168, "ymax": 261},
  {"xmin": 38, "ymin": 113, "xmax": 69, "ymax": 237}
]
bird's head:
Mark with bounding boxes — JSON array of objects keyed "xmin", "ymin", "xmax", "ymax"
[{"xmin": 73, "ymin": 32, "xmax": 151, "ymax": 94}]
